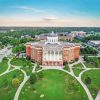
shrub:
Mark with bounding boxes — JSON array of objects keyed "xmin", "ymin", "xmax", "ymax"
[
  {"xmin": 85, "ymin": 77, "xmax": 91, "ymax": 85},
  {"xmin": 29, "ymin": 73, "xmax": 37, "ymax": 84},
  {"xmin": 12, "ymin": 78, "xmax": 20, "ymax": 87}
]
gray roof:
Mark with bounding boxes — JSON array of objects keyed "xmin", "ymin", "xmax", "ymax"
[{"xmin": 27, "ymin": 41, "xmax": 80, "ymax": 50}]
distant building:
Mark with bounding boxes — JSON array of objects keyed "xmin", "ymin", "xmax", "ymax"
[
  {"xmin": 16, "ymin": 53, "xmax": 26, "ymax": 58},
  {"xmin": 87, "ymin": 40, "xmax": 100, "ymax": 48},
  {"xmin": 58, "ymin": 33, "xmax": 74, "ymax": 41},
  {"xmin": 36, "ymin": 32, "xmax": 74, "ymax": 41},
  {"xmin": 26, "ymin": 32, "xmax": 80, "ymax": 67},
  {"xmin": 10, "ymin": 29, "xmax": 16, "ymax": 32},
  {"xmin": 0, "ymin": 47, "xmax": 12, "ymax": 62},
  {"xmin": 71, "ymin": 31, "xmax": 86, "ymax": 37},
  {"xmin": 35, "ymin": 34, "xmax": 47, "ymax": 40},
  {"xmin": 21, "ymin": 35, "xmax": 32, "ymax": 39},
  {"xmin": 0, "ymin": 30, "xmax": 7, "ymax": 33}
]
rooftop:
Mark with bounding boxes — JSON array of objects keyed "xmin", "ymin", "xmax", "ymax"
[{"xmin": 89, "ymin": 40, "xmax": 100, "ymax": 45}]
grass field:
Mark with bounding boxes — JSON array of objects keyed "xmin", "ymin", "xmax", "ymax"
[
  {"xmin": 0, "ymin": 70, "xmax": 24, "ymax": 100},
  {"xmin": 0, "ymin": 58, "xmax": 8, "ymax": 74},
  {"xmin": 82, "ymin": 69, "xmax": 100, "ymax": 99},
  {"xmin": 19, "ymin": 70, "xmax": 88, "ymax": 100},
  {"xmin": 84, "ymin": 62, "xmax": 96, "ymax": 68},
  {"xmin": 73, "ymin": 63, "xmax": 84, "ymax": 69},
  {"xmin": 11, "ymin": 58, "xmax": 34, "ymax": 75},
  {"xmin": 63, "ymin": 64, "xmax": 70, "ymax": 72},
  {"xmin": 84, "ymin": 57, "xmax": 100, "ymax": 68},
  {"xmin": 73, "ymin": 68, "xmax": 84, "ymax": 77},
  {"xmin": 72, "ymin": 63, "xmax": 84, "ymax": 77}
]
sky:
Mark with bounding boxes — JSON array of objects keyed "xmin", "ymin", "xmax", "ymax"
[{"xmin": 0, "ymin": 0, "xmax": 100, "ymax": 27}]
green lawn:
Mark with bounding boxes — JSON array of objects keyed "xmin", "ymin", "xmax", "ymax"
[
  {"xmin": 11, "ymin": 58, "xmax": 34, "ymax": 75},
  {"xmin": 72, "ymin": 63, "xmax": 84, "ymax": 77},
  {"xmin": 63, "ymin": 64, "xmax": 70, "ymax": 72},
  {"xmin": 73, "ymin": 63, "xmax": 84, "ymax": 69},
  {"xmin": 73, "ymin": 68, "xmax": 84, "ymax": 77},
  {"xmin": 84, "ymin": 57, "xmax": 100, "ymax": 68},
  {"xmin": 19, "ymin": 70, "xmax": 88, "ymax": 100},
  {"xmin": 84, "ymin": 62, "xmax": 95, "ymax": 68},
  {"xmin": 0, "ymin": 70, "xmax": 24, "ymax": 100},
  {"xmin": 82, "ymin": 69, "xmax": 100, "ymax": 99},
  {"xmin": 0, "ymin": 58, "xmax": 8, "ymax": 74}
]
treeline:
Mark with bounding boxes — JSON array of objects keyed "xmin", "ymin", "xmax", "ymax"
[
  {"xmin": 85, "ymin": 34, "xmax": 100, "ymax": 41},
  {"xmin": 84, "ymin": 56, "xmax": 100, "ymax": 68},
  {"xmin": 0, "ymin": 27, "xmax": 100, "ymax": 33},
  {"xmin": 0, "ymin": 36, "xmax": 33, "ymax": 46},
  {"xmin": 12, "ymin": 44, "xmax": 25, "ymax": 53},
  {"xmin": 81, "ymin": 46, "xmax": 98, "ymax": 55}
]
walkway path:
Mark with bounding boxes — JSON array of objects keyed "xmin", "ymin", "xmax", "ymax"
[
  {"xmin": 0, "ymin": 58, "xmax": 16, "ymax": 77},
  {"xmin": 38, "ymin": 66, "xmax": 94, "ymax": 100},
  {"xmin": 0, "ymin": 57, "xmax": 100, "ymax": 100},
  {"xmin": 14, "ymin": 74, "xmax": 29, "ymax": 100},
  {"xmin": 38, "ymin": 61, "xmax": 100, "ymax": 100},
  {"xmin": 14, "ymin": 63, "xmax": 37, "ymax": 100}
]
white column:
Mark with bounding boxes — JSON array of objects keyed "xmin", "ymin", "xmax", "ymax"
[
  {"xmin": 60, "ymin": 51, "xmax": 62, "ymax": 60},
  {"xmin": 54, "ymin": 51, "xmax": 56, "ymax": 61},
  {"xmin": 48, "ymin": 51, "xmax": 50, "ymax": 61},
  {"xmin": 43, "ymin": 52, "xmax": 45, "ymax": 61},
  {"xmin": 58, "ymin": 51, "xmax": 60, "ymax": 60},
  {"xmin": 50, "ymin": 51, "xmax": 51, "ymax": 61},
  {"xmin": 45, "ymin": 52, "xmax": 47, "ymax": 61},
  {"xmin": 46, "ymin": 51, "xmax": 48, "ymax": 61},
  {"xmin": 57, "ymin": 51, "xmax": 58, "ymax": 60},
  {"xmin": 52, "ymin": 51, "xmax": 54, "ymax": 60}
]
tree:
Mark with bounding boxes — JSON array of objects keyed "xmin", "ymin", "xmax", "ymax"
[
  {"xmin": 12, "ymin": 44, "xmax": 25, "ymax": 53},
  {"xmin": 29, "ymin": 73, "xmax": 37, "ymax": 84},
  {"xmin": 95, "ymin": 60, "xmax": 100, "ymax": 68},
  {"xmin": 83, "ymin": 55, "xmax": 89, "ymax": 62},
  {"xmin": 85, "ymin": 77, "xmax": 91, "ymax": 85},
  {"xmin": 75, "ymin": 58, "xmax": 79, "ymax": 61},
  {"xmin": 63, "ymin": 61, "xmax": 68, "ymax": 65},
  {"xmin": 12, "ymin": 78, "xmax": 20, "ymax": 87},
  {"xmin": 38, "ymin": 72, "xmax": 44, "ymax": 79}
]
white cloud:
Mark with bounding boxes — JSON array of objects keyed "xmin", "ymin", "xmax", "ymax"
[
  {"xmin": 15, "ymin": 6, "xmax": 46, "ymax": 13},
  {"xmin": 43, "ymin": 16, "xmax": 58, "ymax": 21}
]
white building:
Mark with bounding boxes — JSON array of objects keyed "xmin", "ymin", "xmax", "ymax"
[
  {"xmin": 0, "ymin": 47, "xmax": 12, "ymax": 62},
  {"xmin": 71, "ymin": 31, "xmax": 86, "ymax": 37},
  {"xmin": 88, "ymin": 40, "xmax": 100, "ymax": 47}
]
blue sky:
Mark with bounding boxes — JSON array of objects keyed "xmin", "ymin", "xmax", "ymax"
[{"xmin": 0, "ymin": 0, "xmax": 100, "ymax": 26}]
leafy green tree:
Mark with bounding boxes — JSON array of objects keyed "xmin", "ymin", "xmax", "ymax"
[
  {"xmin": 38, "ymin": 72, "xmax": 44, "ymax": 79},
  {"xmin": 29, "ymin": 73, "xmax": 37, "ymax": 84},
  {"xmin": 85, "ymin": 77, "xmax": 91, "ymax": 85},
  {"xmin": 12, "ymin": 44, "xmax": 25, "ymax": 53}
]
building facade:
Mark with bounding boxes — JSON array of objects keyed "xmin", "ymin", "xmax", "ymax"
[
  {"xmin": 26, "ymin": 32, "xmax": 80, "ymax": 66},
  {"xmin": 0, "ymin": 47, "xmax": 12, "ymax": 62}
]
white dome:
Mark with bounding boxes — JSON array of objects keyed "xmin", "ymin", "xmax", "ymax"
[{"xmin": 45, "ymin": 31, "xmax": 59, "ymax": 44}]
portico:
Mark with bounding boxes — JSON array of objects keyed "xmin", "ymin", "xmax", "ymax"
[{"xmin": 43, "ymin": 50, "xmax": 63, "ymax": 66}]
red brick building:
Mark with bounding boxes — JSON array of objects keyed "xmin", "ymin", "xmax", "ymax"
[{"xmin": 26, "ymin": 32, "xmax": 80, "ymax": 67}]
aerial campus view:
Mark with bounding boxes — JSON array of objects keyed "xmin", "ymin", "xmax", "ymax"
[{"xmin": 0, "ymin": 0, "xmax": 100, "ymax": 100}]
